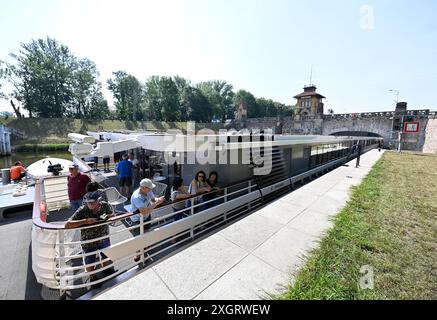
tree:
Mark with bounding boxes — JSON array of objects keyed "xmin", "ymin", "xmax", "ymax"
[
  {"xmin": 234, "ymin": 89, "xmax": 259, "ymax": 118},
  {"xmin": 158, "ymin": 76, "xmax": 179, "ymax": 122},
  {"xmin": 6, "ymin": 37, "xmax": 107, "ymax": 119},
  {"xmin": 174, "ymin": 76, "xmax": 192, "ymax": 122},
  {"xmin": 283, "ymin": 104, "xmax": 295, "ymax": 117},
  {"xmin": 7, "ymin": 37, "xmax": 78, "ymax": 118},
  {"xmin": 144, "ymin": 76, "xmax": 179, "ymax": 122},
  {"xmin": 197, "ymin": 80, "xmax": 234, "ymax": 121},
  {"xmin": 107, "ymin": 71, "xmax": 144, "ymax": 121},
  {"xmin": 187, "ymin": 87, "xmax": 213, "ymax": 122},
  {"xmin": 256, "ymin": 98, "xmax": 278, "ymax": 118},
  {"xmin": 70, "ymin": 58, "xmax": 108, "ymax": 119},
  {"xmin": 144, "ymin": 75, "xmax": 162, "ymax": 121},
  {"xmin": 0, "ymin": 60, "xmax": 7, "ymax": 100}
]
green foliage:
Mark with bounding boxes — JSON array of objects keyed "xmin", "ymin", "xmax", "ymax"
[
  {"xmin": 0, "ymin": 59, "xmax": 7, "ymax": 99},
  {"xmin": 107, "ymin": 71, "xmax": 144, "ymax": 121},
  {"xmin": 197, "ymin": 80, "xmax": 234, "ymax": 121},
  {"xmin": 283, "ymin": 104, "xmax": 295, "ymax": 117},
  {"xmin": 144, "ymin": 75, "xmax": 179, "ymax": 121},
  {"xmin": 145, "ymin": 75, "xmax": 213, "ymax": 122},
  {"xmin": 14, "ymin": 143, "xmax": 70, "ymax": 152},
  {"xmin": 256, "ymin": 98, "xmax": 278, "ymax": 118},
  {"xmin": 70, "ymin": 58, "xmax": 109, "ymax": 120},
  {"xmin": 2, "ymin": 37, "xmax": 294, "ymax": 123},
  {"xmin": 6, "ymin": 37, "xmax": 108, "ymax": 119},
  {"xmin": 234, "ymin": 89, "xmax": 259, "ymax": 117}
]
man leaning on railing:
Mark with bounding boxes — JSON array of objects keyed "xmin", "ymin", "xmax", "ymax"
[
  {"xmin": 131, "ymin": 179, "xmax": 165, "ymax": 263},
  {"xmin": 65, "ymin": 191, "xmax": 116, "ymax": 285}
]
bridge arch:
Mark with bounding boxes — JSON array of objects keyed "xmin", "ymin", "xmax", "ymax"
[
  {"xmin": 330, "ymin": 131, "xmax": 382, "ymax": 138},
  {"xmin": 322, "ymin": 117, "xmax": 393, "ymax": 147}
]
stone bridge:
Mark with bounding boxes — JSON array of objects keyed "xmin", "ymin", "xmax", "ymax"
[
  {"xmin": 322, "ymin": 110, "xmax": 433, "ymax": 149},
  {"xmin": 235, "ymin": 107, "xmax": 437, "ymax": 152}
]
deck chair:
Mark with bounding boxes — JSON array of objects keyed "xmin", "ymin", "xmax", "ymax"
[{"xmin": 103, "ymin": 187, "xmax": 128, "ymax": 214}]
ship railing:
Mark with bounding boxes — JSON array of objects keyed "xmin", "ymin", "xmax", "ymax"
[
  {"xmin": 32, "ymin": 177, "xmax": 260, "ymax": 293},
  {"xmin": 32, "ymin": 139, "xmax": 382, "ymax": 295}
]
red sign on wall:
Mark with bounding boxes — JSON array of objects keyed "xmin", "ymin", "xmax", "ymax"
[{"xmin": 404, "ymin": 122, "xmax": 420, "ymax": 133}]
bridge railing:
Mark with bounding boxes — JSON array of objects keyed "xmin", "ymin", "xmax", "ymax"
[{"xmin": 323, "ymin": 109, "xmax": 433, "ymax": 120}]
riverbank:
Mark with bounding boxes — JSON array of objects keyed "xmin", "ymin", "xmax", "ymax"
[
  {"xmin": 13, "ymin": 144, "xmax": 70, "ymax": 153},
  {"xmin": 280, "ymin": 152, "xmax": 437, "ymax": 300},
  {"xmin": 0, "ymin": 117, "xmax": 226, "ymax": 145}
]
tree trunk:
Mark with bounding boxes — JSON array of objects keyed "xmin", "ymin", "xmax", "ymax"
[{"xmin": 10, "ymin": 100, "xmax": 22, "ymax": 118}]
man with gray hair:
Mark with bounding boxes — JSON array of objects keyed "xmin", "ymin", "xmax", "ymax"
[
  {"xmin": 130, "ymin": 178, "xmax": 165, "ymax": 225},
  {"xmin": 130, "ymin": 179, "xmax": 165, "ymax": 263}
]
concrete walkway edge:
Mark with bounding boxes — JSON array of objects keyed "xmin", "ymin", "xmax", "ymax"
[{"xmin": 94, "ymin": 149, "xmax": 385, "ymax": 300}]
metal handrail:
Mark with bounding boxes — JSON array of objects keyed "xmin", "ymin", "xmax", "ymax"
[
  {"xmin": 44, "ymin": 183, "xmax": 256, "ymax": 248},
  {"xmin": 32, "ymin": 175, "xmax": 258, "ymax": 230},
  {"xmin": 32, "ymin": 180, "xmax": 260, "ymax": 290}
]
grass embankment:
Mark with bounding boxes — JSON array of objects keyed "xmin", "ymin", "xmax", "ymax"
[
  {"xmin": 13, "ymin": 143, "xmax": 70, "ymax": 152},
  {"xmin": 0, "ymin": 117, "xmax": 226, "ymax": 145},
  {"xmin": 281, "ymin": 152, "xmax": 437, "ymax": 300}
]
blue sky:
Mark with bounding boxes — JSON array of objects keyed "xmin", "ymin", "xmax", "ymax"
[{"xmin": 0, "ymin": 0, "xmax": 436, "ymax": 114}]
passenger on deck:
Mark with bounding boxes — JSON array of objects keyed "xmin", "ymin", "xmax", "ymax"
[
  {"xmin": 65, "ymin": 192, "xmax": 116, "ymax": 282},
  {"xmin": 171, "ymin": 177, "xmax": 190, "ymax": 221},
  {"xmin": 131, "ymin": 179, "xmax": 165, "ymax": 262},
  {"xmin": 115, "ymin": 154, "xmax": 133, "ymax": 198},
  {"xmin": 103, "ymin": 155, "xmax": 111, "ymax": 173},
  {"xmin": 67, "ymin": 164, "xmax": 91, "ymax": 212},
  {"xmin": 10, "ymin": 161, "xmax": 26, "ymax": 182},
  {"xmin": 130, "ymin": 178, "xmax": 165, "ymax": 226},
  {"xmin": 188, "ymin": 171, "xmax": 211, "ymax": 212},
  {"xmin": 128, "ymin": 152, "xmax": 139, "ymax": 188},
  {"xmin": 204, "ymin": 171, "xmax": 221, "ymax": 208},
  {"xmin": 86, "ymin": 181, "xmax": 107, "ymax": 202}
]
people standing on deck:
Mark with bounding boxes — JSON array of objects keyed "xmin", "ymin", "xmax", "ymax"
[
  {"xmin": 67, "ymin": 164, "xmax": 91, "ymax": 212},
  {"xmin": 130, "ymin": 178, "xmax": 165, "ymax": 225},
  {"xmin": 103, "ymin": 155, "xmax": 111, "ymax": 172},
  {"xmin": 188, "ymin": 171, "xmax": 211, "ymax": 212},
  {"xmin": 115, "ymin": 154, "xmax": 133, "ymax": 198},
  {"xmin": 86, "ymin": 181, "xmax": 107, "ymax": 201},
  {"xmin": 128, "ymin": 152, "xmax": 139, "ymax": 188},
  {"xmin": 10, "ymin": 161, "xmax": 26, "ymax": 182},
  {"xmin": 65, "ymin": 191, "xmax": 116, "ymax": 284},
  {"xmin": 171, "ymin": 177, "xmax": 190, "ymax": 221},
  {"xmin": 130, "ymin": 179, "xmax": 165, "ymax": 262}
]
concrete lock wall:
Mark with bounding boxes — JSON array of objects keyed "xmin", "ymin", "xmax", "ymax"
[
  {"xmin": 233, "ymin": 114, "xmax": 436, "ymax": 153},
  {"xmin": 423, "ymin": 119, "xmax": 437, "ymax": 153}
]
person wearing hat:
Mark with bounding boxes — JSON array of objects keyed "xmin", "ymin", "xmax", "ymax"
[
  {"xmin": 67, "ymin": 163, "xmax": 91, "ymax": 212},
  {"xmin": 130, "ymin": 178, "xmax": 165, "ymax": 225},
  {"xmin": 65, "ymin": 191, "xmax": 116, "ymax": 282},
  {"xmin": 131, "ymin": 179, "xmax": 165, "ymax": 263}
]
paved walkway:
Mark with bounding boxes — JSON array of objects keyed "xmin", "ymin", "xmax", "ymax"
[{"xmin": 94, "ymin": 149, "xmax": 385, "ymax": 300}]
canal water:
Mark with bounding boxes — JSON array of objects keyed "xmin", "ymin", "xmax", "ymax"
[{"xmin": 0, "ymin": 151, "xmax": 72, "ymax": 170}]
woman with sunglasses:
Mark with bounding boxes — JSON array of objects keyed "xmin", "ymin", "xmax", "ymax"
[{"xmin": 188, "ymin": 171, "xmax": 211, "ymax": 212}]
